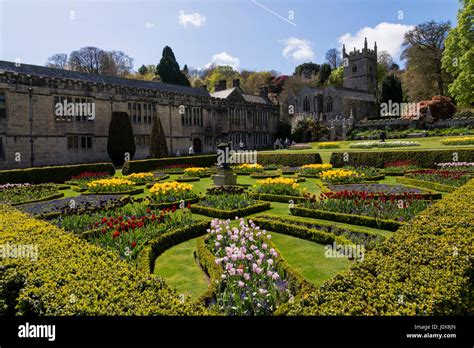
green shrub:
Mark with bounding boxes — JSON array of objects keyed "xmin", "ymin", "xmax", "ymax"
[
  {"xmin": 189, "ymin": 202, "xmax": 271, "ymax": 219},
  {"xmin": 330, "ymin": 150, "xmax": 474, "ymax": 168},
  {"xmin": 452, "ymin": 109, "xmax": 474, "ymax": 119},
  {"xmin": 107, "ymin": 111, "xmax": 136, "ymax": 166},
  {"xmin": 290, "ymin": 206, "xmax": 403, "ymax": 231},
  {"xmin": 149, "ymin": 118, "xmax": 169, "ymax": 158},
  {"xmin": 282, "ymin": 179, "xmax": 474, "ymax": 315},
  {"xmin": 0, "ymin": 205, "xmax": 208, "ymax": 315},
  {"xmin": 0, "ymin": 163, "xmax": 115, "ymax": 185}
]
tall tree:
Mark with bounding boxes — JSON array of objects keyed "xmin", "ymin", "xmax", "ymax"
[
  {"xmin": 325, "ymin": 48, "xmax": 342, "ymax": 69},
  {"xmin": 156, "ymin": 46, "xmax": 190, "ymax": 86},
  {"xmin": 381, "ymin": 74, "xmax": 404, "ymax": 105},
  {"xmin": 318, "ymin": 63, "xmax": 332, "ymax": 86},
  {"xmin": 401, "ymin": 20, "xmax": 452, "ymax": 101},
  {"xmin": 46, "ymin": 53, "xmax": 68, "ymax": 69},
  {"xmin": 442, "ymin": 0, "xmax": 473, "ymax": 106},
  {"xmin": 107, "ymin": 112, "xmax": 136, "ymax": 166},
  {"xmin": 294, "ymin": 62, "xmax": 320, "ymax": 78},
  {"xmin": 328, "ymin": 66, "xmax": 343, "ymax": 86},
  {"xmin": 241, "ymin": 71, "xmax": 272, "ymax": 94},
  {"xmin": 138, "ymin": 65, "xmax": 148, "ymax": 75}
]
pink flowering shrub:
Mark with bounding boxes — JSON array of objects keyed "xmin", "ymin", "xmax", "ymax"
[{"xmin": 206, "ymin": 218, "xmax": 289, "ymax": 315}]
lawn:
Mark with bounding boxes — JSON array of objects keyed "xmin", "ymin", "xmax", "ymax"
[
  {"xmin": 269, "ymin": 232, "xmax": 351, "ymax": 286},
  {"xmin": 153, "ymin": 237, "xmax": 209, "ymax": 299}
]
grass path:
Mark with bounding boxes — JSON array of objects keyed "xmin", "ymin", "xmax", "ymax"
[
  {"xmin": 153, "ymin": 238, "xmax": 209, "ymax": 299},
  {"xmin": 269, "ymin": 232, "xmax": 350, "ymax": 286}
]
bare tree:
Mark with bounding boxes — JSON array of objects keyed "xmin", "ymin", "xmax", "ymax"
[
  {"xmin": 67, "ymin": 47, "xmax": 133, "ymax": 77},
  {"xmin": 377, "ymin": 51, "xmax": 394, "ymax": 69},
  {"xmin": 325, "ymin": 48, "xmax": 342, "ymax": 69},
  {"xmin": 46, "ymin": 53, "xmax": 68, "ymax": 69}
]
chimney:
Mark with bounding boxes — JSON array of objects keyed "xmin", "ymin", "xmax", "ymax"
[
  {"xmin": 219, "ymin": 79, "xmax": 227, "ymax": 91},
  {"xmin": 232, "ymin": 79, "xmax": 240, "ymax": 89},
  {"xmin": 259, "ymin": 86, "xmax": 269, "ymax": 100},
  {"xmin": 200, "ymin": 84, "xmax": 208, "ymax": 91}
]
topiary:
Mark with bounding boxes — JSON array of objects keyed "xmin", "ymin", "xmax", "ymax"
[
  {"xmin": 150, "ymin": 118, "xmax": 169, "ymax": 158},
  {"xmin": 107, "ymin": 111, "xmax": 136, "ymax": 166}
]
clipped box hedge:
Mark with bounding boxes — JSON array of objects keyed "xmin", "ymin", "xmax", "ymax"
[
  {"xmin": 330, "ymin": 149, "xmax": 474, "ymax": 168},
  {"xmin": 281, "ymin": 179, "xmax": 474, "ymax": 315},
  {"xmin": 258, "ymin": 152, "xmax": 322, "ymax": 166},
  {"xmin": 122, "ymin": 155, "xmax": 217, "ymax": 175},
  {"xmin": 253, "ymin": 214, "xmax": 386, "ymax": 249},
  {"xmin": 139, "ymin": 220, "xmax": 211, "ymax": 274},
  {"xmin": 251, "ymin": 193, "xmax": 307, "ymax": 204},
  {"xmin": 396, "ymin": 176, "xmax": 456, "ymax": 193},
  {"xmin": 290, "ymin": 206, "xmax": 403, "ymax": 231},
  {"xmin": 0, "ymin": 205, "xmax": 208, "ymax": 316},
  {"xmin": 0, "ymin": 162, "xmax": 115, "ymax": 185},
  {"xmin": 189, "ymin": 202, "xmax": 271, "ymax": 219}
]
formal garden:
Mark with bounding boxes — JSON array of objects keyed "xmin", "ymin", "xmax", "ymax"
[{"xmin": 1, "ymin": 137, "xmax": 473, "ymax": 316}]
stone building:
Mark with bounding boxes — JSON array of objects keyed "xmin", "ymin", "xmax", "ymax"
[
  {"xmin": 0, "ymin": 61, "xmax": 278, "ymax": 169},
  {"xmin": 285, "ymin": 38, "xmax": 379, "ymax": 130}
]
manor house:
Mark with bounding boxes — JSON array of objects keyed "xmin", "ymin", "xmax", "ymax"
[
  {"xmin": 285, "ymin": 38, "xmax": 379, "ymax": 128},
  {"xmin": 0, "ymin": 61, "xmax": 278, "ymax": 169}
]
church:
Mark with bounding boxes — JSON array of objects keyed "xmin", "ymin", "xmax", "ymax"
[{"xmin": 285, "ymin": 38, "xmax": 379, "ymax": 129}]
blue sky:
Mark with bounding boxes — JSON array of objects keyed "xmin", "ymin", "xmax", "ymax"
[{"xmin": 0, "ymin": 0, "xmax": 460, "ymax": 75}]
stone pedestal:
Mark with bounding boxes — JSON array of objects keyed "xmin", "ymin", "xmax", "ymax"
[{"xmin": 212, "ymin": 167, "xmax": 237, "ymax": 186}]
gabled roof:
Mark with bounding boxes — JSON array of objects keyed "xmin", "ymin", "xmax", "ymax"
[
  {"xmin": 211, "ymin": 87, "xmax": 272, "ymax": 105},
  {"xmin": 0, "ymin": 60, "xmax": 210, "ymax": 97}
]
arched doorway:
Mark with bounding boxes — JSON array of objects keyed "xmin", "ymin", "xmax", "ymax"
[{"xmin": 193, "ymin": 138, "xmax": 202, "ymax": 153}]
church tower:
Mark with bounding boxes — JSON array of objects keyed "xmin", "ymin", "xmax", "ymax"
[{"xmin": 342, "ymin": 38, "xmax": 377, "ymax": 95}]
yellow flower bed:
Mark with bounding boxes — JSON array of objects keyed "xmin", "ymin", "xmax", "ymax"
[
  {"xmin": 184, "ymin": 167, "xmax": 209, "ymax": 176},
  {"xmin": 238, "ymin": 163, "xmax": 263, "ymax": 170},
  {"xmin": 441, "ymin": 136, "xmax": 474, "ymax": 146},
  {"xmin": 126, "ymin": 172, "xmax": 154, "ymax": 183},
  {"xmin": 317, "ymin": 142, "xmax": 340, "ymax": 149},
  {"xmin": 301, "ymin": 164, "xmax": 333, "ymax": 170},
  {"xmin": 320, "ymin": 169, "xmax": 364, "ymax": 184},
  {"xmin": 149, "ymin": 181, "xmax": 195, "ymax": 202},
  {"xmin": 299, "ymin": 163, "xmax": 333, "ymax": 176},
  {"xmin": 256, "ymin": 177, "xmax": 303, "ymax": 196},
  {"xmin": 87, "ymin": 178, "xmax": 135, "ymax": 192}
]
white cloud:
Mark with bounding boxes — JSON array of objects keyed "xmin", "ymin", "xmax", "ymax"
[
  {"xmin": 338, "ymin": 22, "xmax": 414, "ymax": 59},
  {"xmin": 281, "ymin": 38, "xmax": 315, "ymax": 61},
  {"xmin": 179, "ymin": 11, "xmax": 206, "ymax": 28},
  {"xmin": 144, "ymin": 22, "xmax": 155, "ymax": 29},
  {"xmin": 204, "ymin": 52, "xmax": 240, "ymax": 70}
]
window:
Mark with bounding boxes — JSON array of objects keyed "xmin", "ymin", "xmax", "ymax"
[
  {"xmin": 303, "ymin": 96, "xmax": 310, "ymax": 112},
  {"xmin": 204, "ymin": 136, "xmax": 213, "ymax": 147},
  {"xmin": 135, "ymin": 135, "xmax": 150, "ymax": 148},
  {"xmin": 0, "ymin": 92, "xmax": 6, "ymax": 118},
  {"xmin": 352, "ymin": 65, "xmax": 357, "ymax": 74},
  {"xmin": 326, "ymin": 97, "xmax": 333, "ymax": 112},
  {"xmin": 67, "ymin": 135, "xmax": 93, "ymax": 150},
  {"xmin": 127, "ymin": 102, "xmax": 154, "ymax": 124},
  {"xmin": 182, "ymin": 107, "xmax": 202, "ymax": 127}
]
